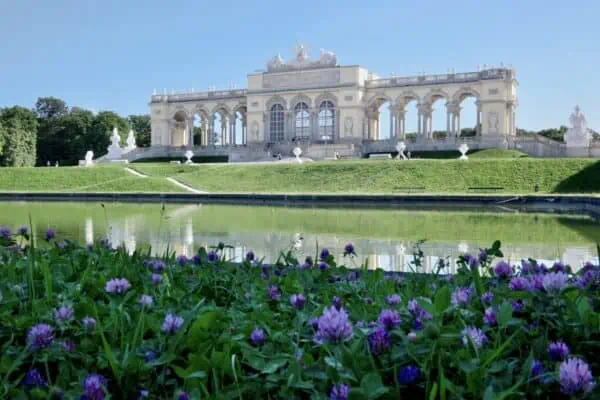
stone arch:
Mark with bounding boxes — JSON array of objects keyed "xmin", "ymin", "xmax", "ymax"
[
  {"xmin": 211, "ymin": 102, "xmax": 232, "ymax": 117},
  {"xmin": 289, "ymin": 94, "xmax": 312, "ymax": 109},
  {"xmin": 314, "ymin": 92, "xmax": 338, "ymax": 108},
  {"xmin": 265, "ymin": 95, "xmax": 287, "ymax": 111},
  {"xmin": 172, "ymin": 108, "xmax": 189, "ymax": 120},
  {"xmin": 233, "ymin": 103, "xmax": 247, "ymax": 115},
  {"xmin": 192, "ymin": 105, "xmax": 210, "ymax": 120},
  {"xmin": 171, "ymin": 110, "xmax": 188, "ymax": 147},
  {"xmin": 395, "ymin": 91, "xmax": 421, "ymax": 108},
  {"xmin": 366, "ymin": 92, "xmax": 393, "ymax": 110},
  {"xmin": 452, "ymin": 86, "xmax": 481, "ymax": 104},
  {"xmin": 423, "ymin": 88, "xmax": 449, "ymax": 105}
]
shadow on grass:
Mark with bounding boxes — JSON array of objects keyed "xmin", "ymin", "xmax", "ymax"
[
  {"xmin": 553, "ymin": 160, "xmax": 600, "ymax": 193},
  {"xmin": 555, "ymin": 217, "xmax": 600, "ymax": 243}
]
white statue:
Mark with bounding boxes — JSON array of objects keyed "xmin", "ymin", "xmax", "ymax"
[
  {"xmin": 84, "ymin": 151, "xmax": 94, "ymax": 167},
  {"xmin": 126, "ymin": 130, "xmax": 137, "ymax": 151},
  {"xmin": 295, "ymin": 43, "xmax": 310, "ymax": 63},
  {"xmin": 319, "ymin": 49, "xmax": 338, "ymax": 66},
  {"xmin": 267, "ymin": 53, "xmax": 285, "ymax": 71},
  {"xmin": 565, "ymin": 105, "xmax": 591, "ymax": 148},
  {"xmin": 396, "ymin": 142, "xmax": 407, "ymax": 160},
  {"xmin": 458, "ymin": 143, "xmax": 469, "ymax": 160},
  {"xmin": 106, "ymin": 127, "xmax": 123, "ymax": 160},
  {"xmin": 293, "ymin": 147, "xmax": 303, "ymax": 164},
  {"xmin": 184, "ymin": 150, "xmax": 194, "ymax": 164}
]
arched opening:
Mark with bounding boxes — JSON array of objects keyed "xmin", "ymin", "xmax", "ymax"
[
  {"xmin": 400, "ymin": 99, "xmax": 419, "ymax": 141},
  {"xmin": 318, "ymin": 100, "xmax": 335, "ymax": 142},
  {"xmin": 192, "ymin": 112, "xmax": 208, "ymax": 147},
  {"xmin": 269, "ymin": 104, "xmax": 284, "ymax": 143},
  {"xmin": 212, "ymin": 112, "xmax": 223, "ymax": 146},
  {"xmin": 368, "ymin": 97, "xmax": 393, "ymax": 140},
  {"xmin": 458, "ymin": 96, "xmax": 478, "ymax": 137},
  {"xmin": 172, "ymin": 111, "xmax": 188, "ymax": 147},
  {"xmin": 430, "ymin": 95, "xmax": 448, "ymax": 140},
  {"xmin": 294, "ymin": 102, "xmax": 310, "ymax": 141},
  {"xmin": 235, "ymin": 110, "xmax": 245, "ymax": 145}
]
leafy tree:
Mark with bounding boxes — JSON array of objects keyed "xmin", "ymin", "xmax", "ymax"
[
  {"xmin": 128, "ymin": 114, "xmax": 151, "ymax": 147},
  {"xmin": 0, "ymin": 106, "xmax": 38, "ymax": 132},
  {"xmin": 460, "ymin": 128, "xmax": 477, "ymax": 137},
  {"xmin": 47, "ymin": 107, "xmax": 95, "ymax": 165},
  {"xmin": 537, "ymin": 125, "xmax": 567, "ymax": 143},
  {"xmin": 0, "ymin": 107, "xmax": 38, "ymax": 167},
  {"xmin": 35, "ymin": 97, "xmax": 68, "ymax": 120}
]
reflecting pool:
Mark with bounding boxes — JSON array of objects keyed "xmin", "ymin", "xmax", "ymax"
[{"xmin": 0, "ymin": 201, "xmax": 598, "ymax": 272}]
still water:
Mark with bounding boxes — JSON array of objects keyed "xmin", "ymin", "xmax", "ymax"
[{"xmin": 0, "ymin": 201, "xmax": 598, "ymax": 272}]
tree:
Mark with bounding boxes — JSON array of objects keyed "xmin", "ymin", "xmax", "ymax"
[
  {"xmin": 47, "ymin": 107, "xmax": 95, "ymax": 165},
  {"xmin": 35, "ymin": 97, "xmax": 68, "ymax": 120},
  {"xmin": 0, "ymin": 107, "xmax": 38, "ymax": 167},
  {"xmin": 89, "ymin": 111, "xmax": 129, "ymax": 157},
  {"xmin": 0, "ymin": 106, "xmax": 38, "ymax": 132},
  {"xmin": 128, "ymin": 115, "xmax": 151, "ymax": 147}
]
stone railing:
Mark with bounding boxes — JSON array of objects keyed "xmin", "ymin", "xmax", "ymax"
[
  {"xmin": 365, "ymin": 68, "xmax": 514, "ymax": 89},
  {"xmin": 151, "ymin": 89, "xmax": 248, "ymax": 103}
]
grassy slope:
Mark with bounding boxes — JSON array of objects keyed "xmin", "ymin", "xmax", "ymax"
[
  {"xmin": 0, "ymin": 166, "xmax": 185, "ymax": 193},
  {"xmin": 132, "ymin": 158, "xmax": 600, "ymax": 194}
]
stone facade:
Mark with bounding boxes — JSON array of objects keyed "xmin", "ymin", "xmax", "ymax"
[{"xmin": 148, "ymin": 45, "xmax": 518, "ymax": 161}]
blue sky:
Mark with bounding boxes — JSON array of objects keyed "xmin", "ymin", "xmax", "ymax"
[{"xmin": 1, "ymin": 0, "xmax": 598, "ymax": 131}]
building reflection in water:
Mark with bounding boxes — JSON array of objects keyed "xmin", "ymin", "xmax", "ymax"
[{"xmin": 75, "ymin": 205, "xmax": 599, "ymax": 273}]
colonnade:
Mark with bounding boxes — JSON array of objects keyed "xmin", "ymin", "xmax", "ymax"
[
  {"xmin": 172, "ymin": 112, "xmax": 248, "ymax": 147},
  {"xmin": 366, "ymin": 100, "xmax": 482, "ymax": 140}
]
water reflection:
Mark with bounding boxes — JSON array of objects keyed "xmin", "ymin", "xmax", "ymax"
[{"xmin": 0, "ymin": 201, "xmax": 598, "ymax": 272}]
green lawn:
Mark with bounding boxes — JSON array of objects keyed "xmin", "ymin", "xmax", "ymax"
[
  {"xmin": 0, "ymin": 166, "xmax": 185, "ymax": 192},
  {"xmin": 131, "ymin": 158, "xmax": 600, "ymax": 194}
]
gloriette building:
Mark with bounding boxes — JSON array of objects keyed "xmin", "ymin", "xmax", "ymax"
[{"xmin": 144, "ymin": 44, "xmax": 518, "ymax": 161}]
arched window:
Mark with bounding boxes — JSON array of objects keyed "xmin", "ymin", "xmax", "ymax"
[
  {"xmin": 318, "ymin": 100, "xmax": 335, "ymax": 139},
  {"xmin": 294, "ymin": 102, "xmax": 310, "ymax": 139},
  {"xmin": 269, "ymin": 104, "xmax": 284, "ymax": 142}
]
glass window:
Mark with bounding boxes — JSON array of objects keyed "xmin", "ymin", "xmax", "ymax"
[
  {"xmin": 269, "ymin": 104, "xmax": 284, "ymax": 142},
  {"xmin": 294, "ymin": 102, "xmax": 310, "ymax": 138},
  {"xmin": 318, "ymin": 100, "xmax": 335, "ymax": 139}
]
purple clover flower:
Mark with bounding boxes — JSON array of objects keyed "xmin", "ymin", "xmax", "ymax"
[
  {"xmin": 461, "ymin": 327, "xmax": 488, "ymax": 349},
  {"xmin": 192, "ymin": 254, "xmax": 201, "ymax": 265},
  {"xmin": 152, "ymin": 261, "xmax": 166, "ymax": 272},
  {"xmin": 367, "ymin": 327, "xmax": 391, "ymax": 356},
  {"xmin": 267, "ymin": 285, "xmax": 281, "ymax": 301},
  {"xmin": 483, "ymin": 307, "xmax": 497, "ymax": 327},
  {"xmin": 318, "ymin": 261, "xmax": 329, "ymax": 270},
  {"xmin": 529, "ymin": 274, "xmax": 544, "ymax": 291},
  {"xmin": 82, "ymin": 374, "xmax": 107, "ymax": 400},
  {"xmin": 512, "ymin": 299, "xmax": 525, "ymax": 313},
  {"xmin": 493, "ymin": 261, "xmax": 512, "ymax": 279},
  {"xmin": 320, "ymin": 248, "xmax": 330, "ymax": 260},
  {"xmin": 332, "ymin": 296, "xmax": 342, "ymax": 310},
  {"xmin": 55, "ymin": 305, "xmax": 74, "ymax": 324},
  {"xmin": 549, "ymin": 341, "xmax": 570, "ymax": 361},
  {"xmin": 313, "ymin": 306, "xmax": 353, "ymax": 344},
  {"xmin": 542, "ymin": 272, "xmax": 569, "ymax": 293},
  {"xmin": 60, "ymin": 340, "xmax": 76, "ymax": 352},
  {"xmin": 451, "ymin": 287, "xmax": 471, "ymax": 307},
  {"xmin": 478, "ymin": 249, "xmax": 488, "ymax": 264},
  {"xmin": 45, "ymin": 228, "xmax": 56, "ymax": 241},
  {"xmin": 245, "ymin": 251, "xmax": 255, "ymax": 262},
  {"xmin": 27, "ymin": 323, "xmax": 54, "ymax": 349},
  {"xmin": 377, "ymin": 309, "xmax": 401, "ymax": 330},
  {"xmin": 398, "ymin": 365, "xmax": 421, "ymax": 385},
  {"xmin": 178, "ymin": 392, "xmax": 190, "ymax": 400},
  {"xmin": 176, "ymin": 255, "xmax": 188, "ymax": 266},
  {"xmin": 407, "ymin": 299, "xmax": 432, "ymax": 321},
  {"xmin": 509, "ymin": 277, "xmax": 531, "ymax": 292},
  {"xmin": 82, "ymin": 317, "xmax": 96, "ymax": 330},
  {"xmin": 464, "ymin": 253, "xmax": 480, "ymax": 269},
  {"xmin": 386, "ymin": 294, "xmax": 402, "ymax": 306},
  {"xmin": 310, "ymin": 317, "xmax": 319, "ymax": 330},
  {"xmin": 559, "ymin": 358, "xmax": 595, "ymax": 395},
  {"xmin": 290, "ymin": 294, "xmax": 306, "ymax": 310},
  {"xmin": 343, "ymin": 243, "xmax": 354, "ymax": 256},
  {"xmin": 481, "ymin": 291, "xmax": 494, "ymax": 304},
  {"xmin": 18, "ymin": 226, "xmax": 28, "ymax": 236},
  {"xmin": 207, "ymin": 251, "xmax": 219, "ymax": 263},
  {"xmin": 329, "ymin": 383, "xmax": 350, "ymax": 400},
  {"xmin": 21, "ymin": 368, "xmax": 47, "ymax": 389},
  {"xmin": 363, "ymin": 297, "xmax": 373, "ymax": 305},
  {"xmin": 0, "ymin": 226, "xmax": 11, "ymax": 240},
  {"xmin": 152, "ymin": 273, "xmax": 162, "ymax": 285},
  {"xmin": 298, "ymin": 262, "xmax": 311, "ymax": 270},
  {"xmin": 530, "ymin": 359, "xmax": 545, "ymax": 378},
  {"xmin": 161, "ymin": 314, "xmax": 184, "ymax": 334},
  {"xmin": 250, "ymin": 328, "xmax": 266, "ymax": 346},
  {"xmin": 105, "ymin": 278, "xmax": 131, "ymax": 294},
  {"xmin": 552, "ymin": 261, "xmax": 566, "ymax": 273},
  {"xmin": 139, "ymin": 295, "xmax": 153, "ymax": 308}
]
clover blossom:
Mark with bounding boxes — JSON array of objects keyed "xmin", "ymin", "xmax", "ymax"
[
  {"xmin": 329, "ymin": 383, "xmax": 349, "ymax": 400},
  {"xmin": 105, "ymin": 278, "xmax": 131, "ymax": 294},
  {"xmin": 82, "ymin": 374, "xmax": 107, "ymax": 400},
  {"xmin": 461, "ymin": 327, "xmax": 488, "ymax": 349},
  {"xmin": 559, "ymin": 358, "xmax": 595, "ymax": 395},
  {"xmin": 250, "ymin": 328, "xmax": 266, "ymax": 346},
  {"xmin": 290, "ymin": 294, "xmax": 306, "ymax": 310},
  {"xmin": 161, "ymin": 314, "xmax": 184, "ymax": 334},
  {"xmin": 27, "ymin": 323, "xmax": 54, "ymax": 349},
  {"xmin": 313, "ymin": 306, "xmax": 353, "ymax": 344},
  {"xmin": 367, "ymin": 327, "xmax": 391, "ymax": 356},
  {"xmin": 398, "ymin": 365, "xmax": 421, "ymax": 385},
  {"xmin": 493, "ymin": 261, "xmax": 512, "ymax": 279},
  {"xmin": 549, "ymin": 341, "xmax": 570, "ymax": 361},
  {"xmin": 377, "ymin": 309, "xmax": 401, "ymax": 330},
  {"xmin": 55, "ymin": 305, "xmax": 74, "ymax": 324},
  {"xmin": 542, "ymin": 272, "xmax": 570, "ymax": 293},
  {"xmin": 386, "ymin": 294, "xmax": 402, "ymax": 306}
]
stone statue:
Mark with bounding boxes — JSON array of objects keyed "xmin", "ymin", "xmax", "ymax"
[
  {"xmin": 319, "ymin": 49, "xmax": 338, "ymax": 66},
  {"xmin": 267, "ymin": 53, "xmax": 285, "ymax": 71},
  {"xmin": 126, "ymin": 130, "xmax": 137, "ymax": 151},
  {"xmin": 84, "ymin": 151, "xmax": 94, "ymax": 167},
  {"xmin": 458, "ymin": 143, "xmax": 469, "ymax": 160},
  {"xmin": 396, "ymin": 142, "xmax": 407, "ymax": 160},
  {"xmin": 184, "ymin": 150, "xmax": 194, "ymax": 164},
  {"xmin": 293, "ymin": 147, "xmax": 303, "ymax": 164},
  {"xmin": 106, "ymin": 127, "xmax": 123, "ymax": 160},
  {"xmin": 295, "ymin": 43, "xmax": 309, "ymax": 63},
  {"xmin": 565, "ymin": 105, "xmax": 591, "ymax": 147}
]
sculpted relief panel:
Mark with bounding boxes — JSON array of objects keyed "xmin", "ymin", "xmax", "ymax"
[{"xmin": 263, "ymin": 70, "xmax": 341, "ymax": 90}]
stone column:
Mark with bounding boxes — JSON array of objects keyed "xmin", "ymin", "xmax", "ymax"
[
  {"xmin": 456, "ymin": 109, "xmax": 461, "ymax": 137},
  {"xmin": 229, "ymin": 114, "xmax": 235, "ymax": 146},
  {"xmin": 398, "ymin": 110, "xmax": 406, "ymax": 139},
  {"xmin": 417, "ymin": 111, "xmax": 422, "ymax": 135},
  {"xmin": 476, "ymin": 101, "xmax": 481, "ymax": 136},
  {"xmin": 209, "ymin": 116, "xmax": 215, "ymax": 147},
  {"xmin": 242, "ymin": 117, "xmax": 247, "ymax": 144},
  {"xmin": 189, "ymin": 116, "xmax": 194, "ymax": 146},
  {"xmin": 335, "ymin": 109, "xmax": 340, "ymax": 142},
  {"xmin": 389, "ymin": 109, "xmax": 394, "ymax": 138},
  {"xmin": 446, "ymin": 108, "xmax": 451, "ymax": 136}
]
